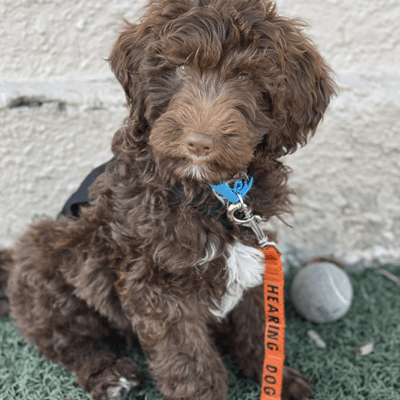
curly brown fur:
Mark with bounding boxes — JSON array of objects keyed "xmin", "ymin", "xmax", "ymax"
[
  {"xmin": 0, "ymin": 249, "xmax": 13, "ymax": 287},
  {"xmin": 1, "ymin": 0, "xmax": 335, "ymax": 399}
]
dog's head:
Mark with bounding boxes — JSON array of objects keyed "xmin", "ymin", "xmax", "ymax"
[{"xmin": 109, "ymin": 0, "xmax": 336, "ymax": 185}]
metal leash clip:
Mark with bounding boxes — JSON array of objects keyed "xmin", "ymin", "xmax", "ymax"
[{"xmin": 227, "ymin": 194, "xmax": 280, "ymax": 253}]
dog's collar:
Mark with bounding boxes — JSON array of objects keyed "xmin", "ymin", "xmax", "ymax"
[
  {"xmin": 170, "ymin": 172, "xmax": 256, "ymax": 232},
  {"xmin": 209, "ymin": 172, "xmax": 280, "ymax": 252}
]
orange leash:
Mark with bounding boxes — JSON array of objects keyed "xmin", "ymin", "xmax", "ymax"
[
  {"xmin": 209, "ymin": 175, "xmax": 285, "ymax": 398},
  {"xmin": 215, "ymin": 178, "xmax": 285, "ymax": 399},
  {"xmin": 260, "ymin": 246, "xmax": 285, "ymax": 400}
]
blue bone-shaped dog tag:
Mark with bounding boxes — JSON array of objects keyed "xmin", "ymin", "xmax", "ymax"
[{"xmin": 210, "ymin": 176, "xmax": 254, "ymax": 203}]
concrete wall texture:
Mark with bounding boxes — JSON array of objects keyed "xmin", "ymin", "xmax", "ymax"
[{"xmin": 1, "ymin": 0, "xmax": 399, "ymax": 269}]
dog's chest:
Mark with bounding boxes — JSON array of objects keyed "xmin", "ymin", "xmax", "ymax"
[{"xmin": 210, "ymin": 242, "xmax": 265, "ymax": 319}]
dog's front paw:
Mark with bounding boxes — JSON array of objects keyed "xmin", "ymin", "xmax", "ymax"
[
  {"xmin": 89, "ymin": 358, "xmax": 140, "ymax": 400},
  {"xmin": 281, "ymin": 366, "xmax": 314, "ymax": 400},
  {"xmin": 104, "ymin": 376, "xmax": 139, "ymax": 400}
]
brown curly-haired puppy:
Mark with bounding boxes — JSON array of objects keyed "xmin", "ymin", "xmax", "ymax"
[{"xmin": 0, "ymin": 0, "xmax": 335, "ymax": 399}]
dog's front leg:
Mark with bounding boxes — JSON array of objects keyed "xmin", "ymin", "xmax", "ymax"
[
  {"xmin": 229, "ymin": 284, "xmax": 265, "ymax": 379},
  {"xmin": 135, "ymin": 296, "xmax": 229, "ymax": 400}
]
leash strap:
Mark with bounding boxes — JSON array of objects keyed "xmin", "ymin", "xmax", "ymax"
[
  {"xmin": 260, "ymin": 246, "xmax": 285, "ymax": 400},
  {"xmin": 210, "ymin": 175, "xmax": 285, "ymax": 399}
]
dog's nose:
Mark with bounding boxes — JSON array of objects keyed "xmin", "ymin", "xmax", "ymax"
[{"xmin": 187, "ymin": 132, "xmax": 214, "ymax": 157}]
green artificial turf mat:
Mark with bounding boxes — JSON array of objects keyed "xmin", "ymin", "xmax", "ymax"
[{"xmin": 1, "ymin": 263, "xmax": 400, "ymax": 400}]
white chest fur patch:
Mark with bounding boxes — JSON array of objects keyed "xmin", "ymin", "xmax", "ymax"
[{"xmin": 210, "ymin": 242, "xmax": 265, "ymax": 319}]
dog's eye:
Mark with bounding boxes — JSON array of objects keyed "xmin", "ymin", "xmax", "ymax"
[
  {"xmin": 238, "ymin": 73, "xmax": 249, "ymax": 80},
  {"xmin": 177, "ymin": 65, "xmax": 190, "ymax": 77}
]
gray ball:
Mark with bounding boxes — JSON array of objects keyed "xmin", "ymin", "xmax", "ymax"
[{"xmin": 290, "ymin": 262, "xmax": 353, "ymax": 323}]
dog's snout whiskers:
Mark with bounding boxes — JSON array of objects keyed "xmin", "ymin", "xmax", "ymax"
[{"xmin": 186, "ymin": 153, "xmax": 211, "ymax": 163}]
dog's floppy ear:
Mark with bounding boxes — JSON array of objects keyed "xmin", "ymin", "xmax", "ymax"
[
  {"xmin": 109, "ymin": 21, "xmax": 145, "ymax": 104},
  {"xmin": 109, "ymin": 22, "xmax": 150, "ymax": 141},
  {"xmin": 261, "ymin": 15, "xmax": 336, "ymax": 156}
]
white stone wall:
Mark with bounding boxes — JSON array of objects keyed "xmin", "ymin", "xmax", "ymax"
[
  {"xmin": 1, "ymin": 0, "xmax": 399, "ymax": 268},
  {"xmin": 273, "ymin": 0, "xmax": 400, "ymax": 268}
]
